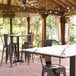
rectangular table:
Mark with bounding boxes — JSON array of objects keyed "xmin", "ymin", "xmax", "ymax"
[{"xmin": 22, "ymin": 44, "xmax": 76, "ymax": 76}]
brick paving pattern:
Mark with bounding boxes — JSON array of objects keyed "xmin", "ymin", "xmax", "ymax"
[{"xmin": 0, "ymin": 53, "xmax": 70, "ymax": 76}]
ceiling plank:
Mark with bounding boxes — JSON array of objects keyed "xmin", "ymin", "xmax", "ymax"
[
  {"xmin": 68, "ymin": 0, "xmax": 76, "ymax": 6},
  {"xmin": 53, "ymin": 0, "xmax": 67, "ymax": 7},
  {"xmin": 60, "ymin": 0, "xmax": 72, "ymax": 7},
  {"xmin": 47, "ymin": 0, "xmax": 60, "ymax": 10}
]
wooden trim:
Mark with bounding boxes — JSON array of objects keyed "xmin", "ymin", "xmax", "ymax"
[
  {"xmin": 53, "ymin": 0, "xmax": 66, "ymax": 7},
  {"xmin": 41, "ymin": 14, "xmax": 48, "ymax": 46},
  {"xmin": 27, "ymin": 16, "xmax": 30, "ymax": 41},
  {"xmin": 69, "ymin": 0, "xmax": 76, "ymax": 6},
  {"xmin": 27, "ymin": 17, "xmax": 30, "ymax": 34},
  {"xmin": 7, "ymin": 0, "xmax": 11, "ymax": 5},
  {"xmin": 10, "ymin": 17, "xmax": 12, "ymax": 33},
  {"xmin": 60, "ymin": 16, "xmax": 65, "ymax": 45}
]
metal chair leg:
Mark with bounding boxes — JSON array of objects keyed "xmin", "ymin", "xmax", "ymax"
[
  {"xmin": 42, "ymin": 68, "xmax": 44, "ymax": 76},
  {"xmin": 64, "ymin": 68, "xmax": 66, "ymax": 76},
  {"xmin": 9, "ymin": 45, "xmax": 13, "ymax": 67},
  {"xmin": 1, "ymin": 47, "xmax": 5, "ymax": 66},
  {"xmin": 6, "ymin": 47, "xmax": 8, "ymax": 64},
  {"xmin": 32, "ymin": 54, "xmax": 34, "ymax": 63},
  {"xmin": 47, "ymin": 70, "xmax": 52, "ymax": 76}
]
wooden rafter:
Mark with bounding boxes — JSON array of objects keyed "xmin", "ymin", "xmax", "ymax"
[
  {"xmin": 73, "ymin": 0, "xmax": 76, "ymax": 3},
  {"xmin": 7, "ymin": 0, "xmax": 11, "ymax": 5},
  {"xmin": 68, "ymin": 0, "xmax": 76, "ymax": 6},
  {"xmin": 68, "ymin": 0, "xmax": 75, "ymax": 6},
  {"xmin": 52, "ymin": 0, "xmax": 65, "ymax": 7},
  {"xmin": 53, "ymin": 0, "xmax": 67, "ymax": 7},
  {"xmin": 60, "ymin": 0, "xmax": 72, "ymax": 7},
  {"xmin": 47, "ymin": 0, "xmax": 59, "ymax": 10}
]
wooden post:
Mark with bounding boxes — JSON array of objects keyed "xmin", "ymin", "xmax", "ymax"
[
  {"xmin": 27, "ymin": 17, "xmax": 30, "ymax": 34},
  {"xmin": 10, "ymin": 17, "xmax": 12, "ymax": 34},
  {"xmin": 41, "ymin": 14, "xmax": 48, "ymax": 39},
  {"xmin": 60, "ymin": 16, "xmax": 65, "ymax": 45},
  {"xmin": 41, "ymin": 14, "xmax": 48, "ymax": 46},
  {"xmin": 27, "ymin": 16, "xmax": 30, "ymax": 41}
]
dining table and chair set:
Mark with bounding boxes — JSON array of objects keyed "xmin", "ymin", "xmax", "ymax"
[
  {"xmin": 0, "ymin": 34, "xmax": 76, "ymax": 76},
  {"xmin": 0, "ymin": 33, "xmax": 32, "ymax": 67}
]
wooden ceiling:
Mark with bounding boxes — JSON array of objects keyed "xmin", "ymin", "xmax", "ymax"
[{"xmin": 0, "ymin": 0, "xmax": 76, "ymax": 16}]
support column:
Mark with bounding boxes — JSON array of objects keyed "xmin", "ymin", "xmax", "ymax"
[
  {"xmin": 41, "ymin": 14, "xmax": 48, "ymax": 42},
  {"xmin": 60, "ymin": 16, "xmax": 65, "ymax": 45},
  {"xmin": 27, "ymin": 17, "xmax": 30, "ymax": 34},
  {"xmin": 27, "ymin": 16, "xmax": 30, "ymax": 41},
  {"xmin": 70, "ymin": 56, "xmax": 76, "ymax": 76},
  {"xmin": 10, "ymin": 17, "xmax": 12, "ymax": 34}
]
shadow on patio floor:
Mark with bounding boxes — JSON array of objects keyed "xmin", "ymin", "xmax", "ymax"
[{"xmin": 0, "ymin": 54, "xmax": 69, "ymax": 76}]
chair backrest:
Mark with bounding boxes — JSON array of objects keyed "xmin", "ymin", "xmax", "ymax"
[
  {"xmin": 3, "ymin": 34, "xmax": 8, "ymax": 46},
  {"xmin": 38, "ymin": 39, "xmax": 59, "ymax": 47},
  {"xmin": 38, "ymin": 39, "xmax": 59, "ymax": 66},
  {"xmin": 43, "ymin": 40, "xmax": 52, "ymax": 46},
  {"xmin": 22, "ymin": 41, "xmax": 32, "ymax": 49}
]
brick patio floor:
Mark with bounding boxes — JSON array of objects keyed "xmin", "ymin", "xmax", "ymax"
[{"xmin": 0, "ymin": 52, "xmax": 70, "ymax": 76}]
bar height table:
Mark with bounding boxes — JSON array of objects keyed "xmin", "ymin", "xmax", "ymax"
[{"xmin": 8, "ymin": 34, "xmax": 31, "ymax": 63}]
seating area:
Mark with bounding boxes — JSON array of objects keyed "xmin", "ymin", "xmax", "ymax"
[
  {"xmin": 0, "ymin": 37, "xmax": 71, "ymax": 76},
  {"xmin": 0, "ymin": 51, "xmax": 69, "ymax": 76},
  {"xmin": 38, "ymin": 39, "xmax": 66, "ymax": 76},
  {"xmin": 0, "ymin": 33, "xmax": 75, "ymax": 76}
]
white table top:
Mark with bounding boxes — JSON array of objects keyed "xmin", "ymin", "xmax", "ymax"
[
  {"xmin": 22, "ymin": 44, "xmax": 76, "ymax": 58},
  {"xmin": 0, "ymin": 34, "xmax": 31, "ymax": 37},
  {"xmin": 8, "ymin": 34, "xmax": 31, "ymax": 37}
]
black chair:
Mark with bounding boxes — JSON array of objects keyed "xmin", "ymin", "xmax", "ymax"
[
  {"xmin": 21, "ymin": 41, "xmax": 34, "ymax": 65},
  {"xmin": 1, "ymin": 34, "xmax": 17, "ymax": 67},
  {"xmin": 38, "ymin": 39, "xmax": 66, "ymax": 76},
  {"xmin": 1, "ymin": 34, "xmax": 9, "ymax": 66}
]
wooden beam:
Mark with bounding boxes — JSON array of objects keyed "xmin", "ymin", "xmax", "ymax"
[
  {"xmin": 7, "ymin": 0, "xmax": 11, "ymax": 5},
  {"xmin": 73, "ymin": 0, "xmax": 76, "ymax": 3},
  {"xmin": 60, "ymin": 16, "xmax": 65, "ymax": 45},
  {"xmin": 27, "ymin": 17, "xmax": 30, "ymax": 34},
  {"xmin": 68, "ymin": 0, "xmax": 76, "ymax": 6},
  {"xmin": 10, "ymin": 16, "xmax": 12, "ymax": 33},
  {"xmin": 53, "ymin": 0, "xmax": 66, "ymax": 7},
  {"xmin": 61, "ymin": 0, "xmax": 72, "ymax": 6},
  {"xmin": 0, "ymin": 4, "xmax": 64, "ymax": 16},
  {"xmin": 41, "ymin": 14, "xmax": 48, "ymax": 41}
]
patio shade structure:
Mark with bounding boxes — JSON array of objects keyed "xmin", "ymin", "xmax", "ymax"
[
  {"xmin": 0, "ymin": 0, "xmax": 75, "ymax": 44},
  {"xmin": 0, "ymin": 0, "xmax": 76, "ymax": 15},
  {"xmin": 0, "ymin": 1, "xmax": 76, "ymax": 76}
]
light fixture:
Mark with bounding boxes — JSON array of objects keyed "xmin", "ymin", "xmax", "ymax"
[
  {"xmin": 23, "ymin": 6, "xmax": 26, "ymax": 9},
  {"xmin": 68, "ymin": 9, "xmax": 70, "ymax": 12},
  {"xmin": 50, "ymin": 11, "xmax": 52, "ymax": 13},
  {"xmin": 72, "ymin": 7, "xmax": 74, "ymax": 10},
  {"xmin": 67, "ymin": 7, "xmax": 69, "ymax": 10},
  {"xmin": 18, "ymin": 8, "xmax": 20, "ymax": 10},
  {"xmin": 58, "ymin": 8, "xmax": 60, "ymax": 11},
  {"xmin": 55, "ymin": 12, "xmax": 58, "ymax": 14},
  {"xmin": 44, "ymin": 12, "xmax": 47, "ymax": 14}
]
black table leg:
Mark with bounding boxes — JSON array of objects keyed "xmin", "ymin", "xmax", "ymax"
[
  {"xmin": 70, "ymin": 56, "xmax": 76, "ymax": 76},
  {"xmin": 17, "ymin": 36, "xmax": 19, "ymax": 60},
  {"xmin": 6, "ymin": 47, "xmax": 8, "ymax": 64},
  {"xmin": 13, "ymin": 36, "xmax": 23, "ymax": 63}
]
